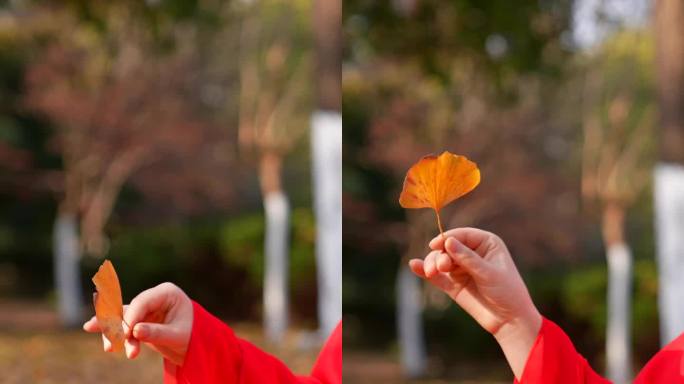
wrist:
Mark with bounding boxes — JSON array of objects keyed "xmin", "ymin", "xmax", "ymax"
[
  {"xmin": 493, "ymin": 307, "xmax": 543, "ymax": 380},
  {"xmin": 494, "ymin": 307, "xmax": 542, "ymax": 344}
]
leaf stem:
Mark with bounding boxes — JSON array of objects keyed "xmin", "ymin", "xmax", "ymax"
[{"xmin": 436, "ymin": 209, "xmax": 445, "ymax": 238}]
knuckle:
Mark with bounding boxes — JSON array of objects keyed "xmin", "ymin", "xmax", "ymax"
[
  {"xmin": 128, "ymin": 295, "xmax": 141, "ymax": 310},
  {"xmin": 158, "ymin": 282, "xmax": 179, "ymax": 293}
]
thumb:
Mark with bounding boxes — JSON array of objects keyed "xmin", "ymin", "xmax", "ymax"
[
  {"xmin": 444, "ymin": 237, "xmax": 489, "ymax": 280},
  {"xmin": 133, "ymin": 322, "xmax": 185, "ymax": 346}
]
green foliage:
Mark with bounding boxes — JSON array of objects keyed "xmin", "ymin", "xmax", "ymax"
[
  {"xmin": 220, "ymin": 214, "xmax": 264, "ymax": 283},
  {"xmin": 102, "ymin": 222, "xmax": 216, "ymax": 301},
  {"xmin": 561, "ymin": 259, "xmax": 659, "ymax": 353},
  {"xmin": 77, "ymin": 209, "xmax": 317, "ymax": 320},
  {"xmin": 345, "ymin": 0, "xmax": 572, "ymax": 86},
  {"xmin": 562, "ymin": 264, "xmax": 610, "ymax": 332},
  {"xmin": 585, "ymin": 30, "xmax": 656, "ymax": 132},
  {"xmin": 219, "ymin": 208, "xmax": 316, "ymax": 289},
  {"xmin": 289, "ymin": 208, "xmax": 316, "ymax": 284}
]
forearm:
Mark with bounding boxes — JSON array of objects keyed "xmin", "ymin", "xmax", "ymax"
[{"xmin": 493, "ymin": 308, "xmax": 542, "ymax": 381}]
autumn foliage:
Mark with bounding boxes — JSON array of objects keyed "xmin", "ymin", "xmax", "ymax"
[
  {"xmin": 399, "ymin": 151, "xmax": 480, "ymax": 236},
  {"xmin": 92, "ymin": 260, "xmax": 125, "ymax": 353}
]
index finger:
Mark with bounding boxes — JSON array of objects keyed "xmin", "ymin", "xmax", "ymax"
[
  {"xmin": 123, "ymin": 284, "xmax": 173, "ymax": 337},
  {"xmin": 428, "ymin": 227, "xmax": 494, "ymax": 251}
]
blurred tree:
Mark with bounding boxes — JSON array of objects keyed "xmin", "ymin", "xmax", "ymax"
[
  {"xmin": 653, "ymin": 0, "xmax": 684, "ymax": 347},
  {"xmin": 312, "ymin": 0, "xmax": 342, "ymax": 340},
  {"xmin": 579, "ymin": 31, "xmax": 656, "ymax": 383},
  {"xmin": 236, "ymin": 0, "xmax": 312, "ymax": 343},
  {"xmin": 396, "ymin": 210, "xmax": 432, "ymax": 377},
  {"xmin": 21, "ymin": 3, "xmax": 234, "ymax": 326}
]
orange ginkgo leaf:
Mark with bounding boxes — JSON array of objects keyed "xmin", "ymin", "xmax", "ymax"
[
  {"xmin": 399, "ymin": 151, "xmax": 480, "ymax": 236},
  {"xmin": 92, "ymin": 259, "xmax": 125, "ymax": 352}
]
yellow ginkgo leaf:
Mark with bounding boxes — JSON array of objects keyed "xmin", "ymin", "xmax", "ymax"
[
  {"xmin": 399, "ymin": 151, "xmax": 480, "ymax": 236},
  {"xmin": 92, "ymin": 259, "xmax": 125, "ymax": 353}
]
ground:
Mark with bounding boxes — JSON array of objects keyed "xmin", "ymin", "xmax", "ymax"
[
  {"xmin": 0, "ymin": 300, "xmax": 318, "ymax": 384},
  {"xmin": 343, "ymin": 352, "xmax": 511, "ymax": 384},
  {"xmin": 1, "ymin": 300, "xmax": 512, "ymax": 383}
]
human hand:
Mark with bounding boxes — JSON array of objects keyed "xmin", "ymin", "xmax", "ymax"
[
  {"xmin": 83, "ymin": 282, "xmax": 193, "ymax": 366},
  {"xmin": 408, "ymin": 227, "xmax": 541, "ymax": 379}
]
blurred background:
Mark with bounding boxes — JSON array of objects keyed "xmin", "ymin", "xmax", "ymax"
[
  {"xmin": 0, "ymin": 0, "xmax": 341, "ymax": 382},
  {"xmin": 343, "ymin": 0, "xmax": 682, "ymax": 383}
]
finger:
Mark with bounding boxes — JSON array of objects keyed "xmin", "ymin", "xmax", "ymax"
[
  {"xmin": 123, "ymin": 284, "xmax": 173, "ymax": 338},
  {"xmin": 430, "ymin": 227, "xmax": 494, "ymax": 252},
  {"xmin": 410, "ymin": 259, "xmax": 464, "ymax": 298},
  {"xmin": 423, "ymin": 251, "xmax": 439, "ymax": 278},
  {"xmin": 429, "ymin": 235, "xmax": 445, "ymax": 250},
  {"xmin": 83, "ymin": 316, "xmax": 101, "ymax": 333},
  {"xmin": 133, "ymin": 322, "xmax": 184, "ymax": 346},
  {"xmin": 445, "ymin": 237, "xmax": 489, "ymax": 279},
  {"xmin": 102, "ymin": 334, "xmax": 113, "ymax": 352},
  {"xmin": 425, "ymin": 268, "xmax": 460, "ymax": 293},
  {"xmin": 436, "ymin": 252, "xmax": 453, "ymax": 272},
  {"xmin": 408, "ymin": 259, "xmax": 427, "ymax": 278},
  {"xmin": 121, "ymin": 305, "xmax": 131, "ymax": 335},
  {"xmin": 125, "ymin": 336, "xmax": 140, "ymax": 359}
]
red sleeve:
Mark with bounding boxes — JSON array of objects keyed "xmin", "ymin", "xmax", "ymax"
[
  {"xmin": 163, "ymin": 301, "xmax": 341, "ymax": 384},
  {"xmin": 310, "ymin": 322, "xmax": 342, "ymax": 384},
  {"xmin": 514, "ymin": 317, "xmax": 610, "ymax": 384},
  {"xmin": 634, "ymin": 332, "xmax": 684, "ymax": 383}
]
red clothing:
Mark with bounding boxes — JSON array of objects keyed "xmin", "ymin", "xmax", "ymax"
[
  {"xmin": 516, "ymin": 317, "xmax": 684, "ymax": 383},
  {"xmin": 163, "ymin": 301, "xmax": 342, "ymax": 384}
]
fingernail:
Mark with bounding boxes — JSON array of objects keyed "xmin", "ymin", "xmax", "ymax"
[
  {"xmin": 133, "ymin": 324, "xmax": 147, "ymax": 339},
  {"xmin": 125, "ymin": 344, "xmax": 135, "ymax": 359}
]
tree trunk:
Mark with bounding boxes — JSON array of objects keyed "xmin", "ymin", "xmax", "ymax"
[
  {"xmin": 605, "ymin": 242, "xmax": 633, "ymax": 384},
  {"xmin": 654, "ymin": 165, "xmax": 684, "ymax": 344},
  {"xmin": 396, "ymin": 212, "xmax": 432, "ymax": 378},
  {"xmin": 654, "ymin": 0, "xmax": 684, "ymax": 346},
  {"xmin": 80, "ymin": 149, "xmax": 143, "ymax": 256},
  {"xmin": 310, "ymin": 112, "xmax": 342, "ymax": 338},
  {"xmin": 312, "ymin": 0, "xmax": 342, "ymax": 339},
  {"xmin": 260, "ymin": 152, "xmax": 290, "ymax": 344},
  {"xmin": 53, "ymin": 211, "xmax": 84, "ymax": 327},
  {"xmin": 602, "ymin": 202, "xmax": 633, "ymax": 383},
  {"xmin": 396, "ymin": 263, "xmax": 427, "ymax": 378},
  {"xmin": 312, "ymin": 0, "xmax": 341, "ymax": 112}
]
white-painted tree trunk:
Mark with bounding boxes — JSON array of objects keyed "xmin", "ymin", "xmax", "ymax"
[
  {"xmin": 311, "ymin": 111, "xmax": 342, "ymax": 338},
  {"xmin": 654, "ymin": 163, "xmax": 684, "ymax": 345},
  {"xmin": 263, "ymin": 191, "xmax": 291, "ymax": 343},
  {"xmin": 397, "ymin": 264, "xmax": 427, "ymax": 378},
  {"xmin": 605, "ymin": 243, "xmax": 633, "ymax": 384},
  {"xmin": 53, "ymin": 212, "xmax": 83, "ymax": 327}
]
